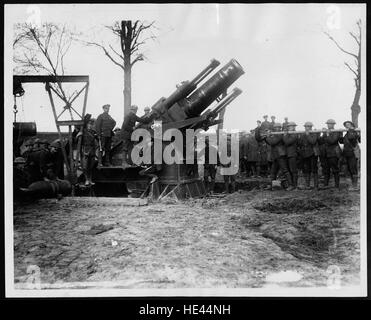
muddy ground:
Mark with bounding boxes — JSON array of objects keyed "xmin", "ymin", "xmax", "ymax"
[{"xmin": 13, "ymin": 178, "xmax": 360, "ymax": 289}]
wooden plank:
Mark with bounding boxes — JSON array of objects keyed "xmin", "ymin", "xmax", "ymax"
[
  {"xmin": 52, "ymin": 196, "xmax": 148, "ymax": 206},
  {"xmin": 56, "ymin": 120, "xmax": 84, "ymax": 126},
  {"xmin": 14, "ymin": 75, "xmax": 89, "ymax": 83}
]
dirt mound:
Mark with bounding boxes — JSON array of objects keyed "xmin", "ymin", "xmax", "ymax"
[
  {"xmin": 253, "ymin": 198, "xmax": 329, "ymax": 214},
  {"xmin": 252, "ymin": 192, "xmax": 355, "ymax": 214}
]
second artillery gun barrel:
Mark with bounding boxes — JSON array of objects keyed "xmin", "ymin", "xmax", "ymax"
[{"xmin": 184, "ymin": 59, "xmax": 245, "ymax": 117}]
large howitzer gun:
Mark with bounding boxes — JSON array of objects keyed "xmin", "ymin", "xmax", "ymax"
[
  {"xmin": 108, "ymin": 58, "xmax": 245, "ymax": 200},
  {"xmin": 137, "ymin": 58, "xmax": 244, "ymax": 133}
]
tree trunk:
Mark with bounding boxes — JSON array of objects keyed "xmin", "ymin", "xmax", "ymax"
[
  {"xmin": 123, "ymin": 64, "xmax": 131, "ymax": 117},
  {"xmin": 351, "ymin": 88, "xmax": 361, "ymax": 127}
]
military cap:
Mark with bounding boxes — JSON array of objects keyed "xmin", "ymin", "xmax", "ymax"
[
  {"xmin": 144, "ymin": 107, "xmax": 150, "ymax": 111},
  {"xmin": 263, "ymin": 115, "xmax": 268, "ymax": 118},
  {"xmin": 24, "ymin": 139, "xmax": 34, "ymax": 146},
  {"xmin": 102, "ymin": 104, "xmax": 111, "ymax": 109},
  {"xmin": 287, "ymin": 121, "xmax": 297, "ymax": 126},
  {"xmin": 273, "ymin": 122, "xmax": 282, "ymax": 128},
  {"xmin": 343, "ymin": 121, "xmax": 355, "ymax": 128},
  {"xmin": 304, "ymin": 121, "xmax": 313, "ymax": 127},
  {"xmin": 14, "ymin": 157, "xmax": 26, "ymax": 164},
  {"xmin": 88, "ymin": 118, "xmax": 96, "ymax": 124},
  {"xmin": 40, "ymin": 139, "xmax": 50, "ymax": 145},
  {"xmin": 50, "ymin": 140, "xmax": 61, "ymax": 148},
  {"xmin": 130, "ymin": 105, "xmax": 138, "ymax": 110},
  {"xmin": 113, "ymin": 127, "xmax": 121, "ymax": 132},
  {"xmin": 326, "ymin": 119, "xmax": 336, "ymax": 124}
]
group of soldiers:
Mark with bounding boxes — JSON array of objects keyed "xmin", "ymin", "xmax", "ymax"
[
  {"xmin": 14, "ymin": 106, "xmax": 360, "ymax": 194},
  {"xmin": 73, "ymin": 103, "xmax": 152, "ymax": 185},
  {"xmin": 13, "ymin": 103, "xmax": 147, "ymax": 188},
  {"xmin": 14, "ymin": 137, "xmax": 65, "ymax": 191},
  {"xmin": 237, "ymin": 115, "xmax": 360, "ymax": 191}
]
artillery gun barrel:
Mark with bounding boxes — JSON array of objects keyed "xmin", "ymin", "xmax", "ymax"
[
  {"xmin": 209, "ymin": 87, "xmax": 242, "ymax": 117},
  {"xmin": 160, "ymin": 59, "xmax": 221, "ymax": 111},
  {"xmin": 266, "ymin": 128, "xmax": 361, "ymax": 135},
  {"xmin": 184, "ymin": 59, "xmax": 245, "ymax": 117}
]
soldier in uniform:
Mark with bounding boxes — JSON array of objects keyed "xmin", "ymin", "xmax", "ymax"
[
  {"xmin": 321, "ymin": 119, "xmax": 342, "ymax": 189},
  {"xmin": 199, "ymin": 136, "xmax": 220, "ymax": 194},
  {"xmin": 21, "ymin": 139, "xmax": 34, "ymax": 160},
  {"xmin": 40, "ymin": 139, "xmax": 50, "ymax": 152},
  {"xmin": 282, "ymin": 117, "xmax": 289, "ymax": 131},
  {"xmin": 263, "ymin": 122, "xmax": 294, "ymax": 190},
  {"xmin": 95, "ymin": 104, "xmax": 116, "ymax": 166},
  {"xmin": 261, "ymin": 115, "xmax": 270, "ymax": 132},
  {"xmin": 14, "ymin": 157, "xmax": 31, "ymax": 197},
  {"xmin": 32, "ymin": 138, "xmax": 41, "ymax": 152},
  {"xmin": 270, "ymin": 116, "xmax": 276, "ymax": 130},
  {"xmin": 80, "ymin": 118, "xmax": 98, "ymax": 185},
  {"xmin": 25, "ymin": 141, "xmax": 51, "ymax": 183},
  {"xmin": 255, "ymin": 122, "xmax": 268, "ymax": 177},
  {"xmin": 221, "ymin": 135, "xmax": 237, "ymax": 193},
  {"xmin": 298, "ymin": 122, "xmax": 319, "ymax": 190},
  {"xmin": 340, "ymin": 120, "xmax": 360, "ymax": 190},
  {"xmin": 283, "ymin": 121, "xmax": 299, "ymax": 189},
  {"xmin": 246, "ymin": 130, "xmax": 259, "ymax": 177},
  {"xmin": 49, "ymin": 140, "xmax": 65, "ymax": 180},
  {"xmin": 239, "ymin": 131, "xmax": 248, "ymax": 174},
  {"xmin": 120, "ymin": 105, "xmax": 151, "ymax": 168},
  {"xmin": 143, "ymin": 107, "xmax": 151, "ymax": 116}
]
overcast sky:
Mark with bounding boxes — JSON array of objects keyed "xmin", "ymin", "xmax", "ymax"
[{"xmin": 5, "ymin": 3, "xmax": 366, "ymax": 132}]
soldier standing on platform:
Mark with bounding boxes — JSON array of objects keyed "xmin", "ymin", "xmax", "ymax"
[
  {"xmin": 80, "ymin": 118, "xmax": 98, "ymax": 185},
  {"xmin": 340, "ymin": 121, "xmax": 360, "ymax": 190},
  {"xmin": 298, "ymin": 122, "xmax": 319, "ymax": 190},
  {"xmin": 321, "ymin": 119, "xmax": 342, "ymax": 189},
  {"xmin": 264, "ymin": 123, "xmax": 294, "ymax": 191},
  {"xmin": 121, "ymin": 105, "xmax": 151, "ymax": 168},
  {"xmin": 95, "ymin": 104, "xmax": 116, "ymax": 167},
  {"xmin": 283, "ymin": 121, "xmax": 299, "ymax": 189}
]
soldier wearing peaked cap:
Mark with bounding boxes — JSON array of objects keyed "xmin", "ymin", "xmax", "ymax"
[
  {"xmin": 120, "ymin": 105, "xmax": 151, "ymax": 169},
  {"xmin": 96, "ymin": 104, "xmax": 116, "ymax": 166}
]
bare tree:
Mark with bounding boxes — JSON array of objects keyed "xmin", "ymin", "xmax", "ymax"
[
  {"xmin": 85, "ymin": 20, "xmax": 157, "ymax": 117},
  {"xmin": 324, "ymin": 19, "xmax": 362, "ymax": 127},
  {"xmin": 13, "ymin": 22, "xmax": 80, "ymax": 106}
]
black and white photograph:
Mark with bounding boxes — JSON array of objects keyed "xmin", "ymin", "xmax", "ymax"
[{"xmin": 4, "ymin": 3, "xmax": 367, "ymax": 298}]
